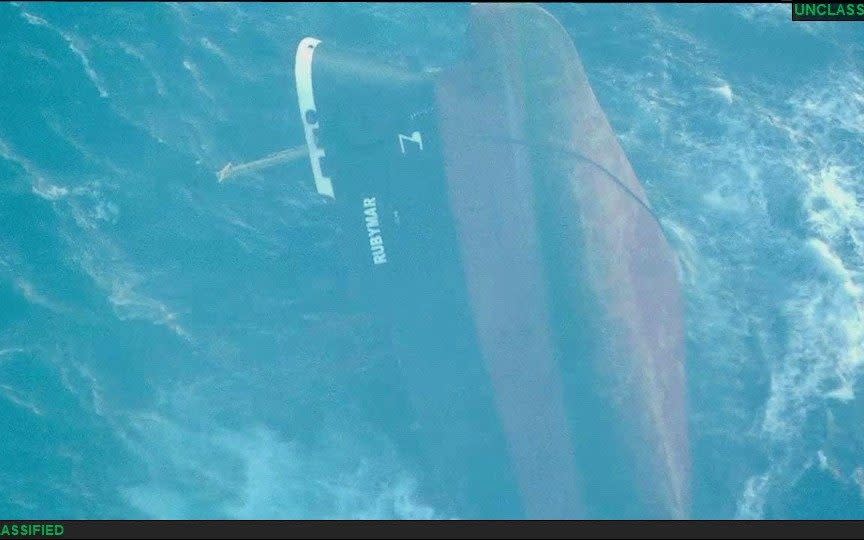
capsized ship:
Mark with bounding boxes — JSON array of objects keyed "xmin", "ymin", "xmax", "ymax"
[{"xmin": 294, "ymin": 3, "xmax": 689, "ymax": 518}]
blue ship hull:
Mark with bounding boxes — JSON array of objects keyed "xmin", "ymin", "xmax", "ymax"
[{"xmin": 294, "ymin": 3, "xmax": 689, "ymax": 519}]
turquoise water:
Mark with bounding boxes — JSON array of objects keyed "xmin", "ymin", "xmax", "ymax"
[{"xmin": 1, "ymin": 2, "xmax": 863, "ymax": 519}]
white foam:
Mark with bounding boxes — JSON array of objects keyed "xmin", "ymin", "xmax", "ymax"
[
  {"xmin": 73, "ymin": 243, "xmax": 191, "ymax": 341},
  {"xmin": 702, "ymin": 179, "xmax": 751, "ymax": 213},
  {"xmin": 659, "ymin": 217, "xmax": 701, "ymax": 289},
  {"xmin": 736, "ymin": 4, "xmax": 790, "ymax": 25},
  {"xmin": 16, "ymin": 6, "xmax": 109, "ymax": 98},
  {"xmin": 602, "ymin": 12, "xmax": 864, "ymax": 512},
  {"xmin": 817, "ymin": 449, "xmax": 844, "ymax": 480},
  {"xmin": 803, "ymin": 164, "xmax": 863, "ymax": 259},
  {"xmin": 751, "ymin": 75, "xmax": 864, "ymax": 517},
  {"xmin": 108, "ymin": 284, "xmax": 190, "ymax": 341},
  {"xmin": 763, "ymin": 239, "xmax": 864, "ymax": 440},
  {"xmin": 736, "ymin": 473, "xmax": 770, "ymax": 519},
  {"xmin": 56, "ymin": 361, "xmax": 107, "ymax": 419},
  {"xmin": 854, "ymin": 468, "xmax": 864, "ymax": 501},
  {"xmin": 1, "ymin": 136, "xmax": 37, "ymax": 176},
  {"xmin": 183, "ymin": 59, "xmax": 214, "ymax": 103},
  {"xmin": 709, "ymin": 82, "xmax": 734, "ymax": 104},
  {"xmin": 762, "ymin": 155, "xmax": 864, "ymax": 441},
  {"xmin": 199, "ymin": 37, "xmax": 229, "ymax": 64},
  {"xmin": 14, "ymin": 277, "xmax": 67, "ymax": 314},
  {"xmin": 119, "ymin": 413, "xmax": 441, "ymax": 519},
  {"xmin": 63, "ymin": 34, "xmax": 109, "ymax": 98},
  {"xmin": 805, "ymin": 238, "xmax": 862, "ymax": 299},
  {"xmin": 0, "ymin": 383, "xmax": 44, "ymax": 416},
  {"xmin": 0, "ymin": 136, "xmax": 70, "ymax": 206},
  {"xmin": 0, "ymin": 347, "xmax": 25, "ymax": 358},
  {"xmin": 118, "ymin": 41, "xmax": 167, "ymax": 97},
  {"xmin": 31, "ymin": 177, "xmax": 69, "ymax": 201},
  {"xmin": 20, "ymin": 10, "xmax": 48, "ymax": 27}
]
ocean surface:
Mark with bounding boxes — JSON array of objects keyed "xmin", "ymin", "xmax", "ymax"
[{"xmin": 1, "ymin": 2, "xmax": 863, "ymax": 519}]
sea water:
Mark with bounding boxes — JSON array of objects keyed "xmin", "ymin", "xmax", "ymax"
[{"xmin": 1, "ymin": 2, "xmax": 863, "ymax": 519}]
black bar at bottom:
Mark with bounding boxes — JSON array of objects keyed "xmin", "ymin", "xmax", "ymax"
[{"xmin": 1, "ymin": 520, "xmax": 863, "ymax": 539}]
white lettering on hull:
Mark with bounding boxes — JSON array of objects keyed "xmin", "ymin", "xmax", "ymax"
[{"xmin": 363, "ymin": 197, "xmax": 388, "ymax": 265}]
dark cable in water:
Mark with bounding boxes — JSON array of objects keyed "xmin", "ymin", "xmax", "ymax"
[
  {"xmin": 466, "ymin": 134, "xmax": 667, "ymax": 235},
  {"xmin": 238, "ymin": 132, "xmax": 671, "ymax": 242},
  {"xmin": 337, "ymin": 131, "xmax": 668, "ymax": 236}
]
